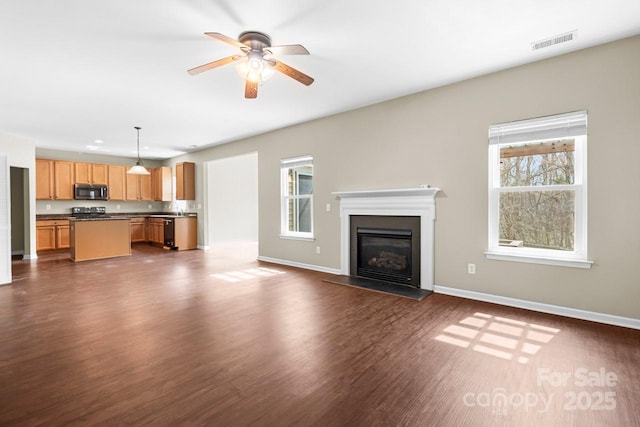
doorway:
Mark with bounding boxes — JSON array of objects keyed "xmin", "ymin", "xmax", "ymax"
[
  {"xmin": 10, "ymin": 167, "xmax": 29, "ymax": 260},
  {"xmin": 206, "ymin": 153, "xmax": 258, "ymax": 248}
]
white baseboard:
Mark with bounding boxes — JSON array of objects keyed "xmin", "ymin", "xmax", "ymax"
[
  {"xmin": 23, "ymin": 254, "xmax": 37, "ymax": 260},
  {"xmin": 197, "ymin": 245, "xmax": 210, "ymax": 250},
  {"xmin": 257, "ymin": 256, "xmax": 342, "ymax": 275},
  {"xmin": 434, "ymin": 285, "xmax": 640, "ymax": 330}
]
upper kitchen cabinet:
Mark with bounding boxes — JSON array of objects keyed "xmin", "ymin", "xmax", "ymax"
[
  {"xmin": 54, "ymin": 161, "xmax": 75, "ymax": 200},
  {"xmin": 152, "ymin": 166, "xmax": 172, "ymax": 202},
  {"xmin": 176, "ymin": 162, "xmax": 195, "ymax": 200},
  {"xmin": 36, "ymin": 159, "xmax": 54, "ymax": 200},
  {"xmin": 75, "ymin": 162, "xmax": 108, "ymax": 185},
  {"xmin": 36, "ymin": 159, "xmax": 75, "ymax": 200},
  {"xmin": 126, "ymin": 172, "xmax": 153, "ymax": 201},
  {"xmin": 108, "ymin": 165, "xmax": 127, "ymax": 200}
]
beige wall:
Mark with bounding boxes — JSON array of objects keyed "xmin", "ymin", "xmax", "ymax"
[
  {"xmin": 0, "ymin": 132, "xmax": 37, "ymax": 258},
  {"xmin": 173, "ymin": 35, "xmax": 640, "ymax": 319}
]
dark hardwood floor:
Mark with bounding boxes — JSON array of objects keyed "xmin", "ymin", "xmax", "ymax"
[{"xmin": 1, "ymin": 243, "xmax": 639, "ymax": 426}]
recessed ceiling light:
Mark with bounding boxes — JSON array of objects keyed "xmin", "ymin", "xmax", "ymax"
[
  {"xmin": 188, "ymin": 145, "xmax": 198, "ymax": 149},
  {"xmin": 94, "ymin": 139, "xmax": 104, "ymax": 144}
]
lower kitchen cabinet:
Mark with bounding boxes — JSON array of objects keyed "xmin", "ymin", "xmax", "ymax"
[
  {"xmin": 129, "ymin": 218, "xmax": 147, "ymax": 243},
  {"xmin": 148, "ymin": 218, "xmax": 165, "ymax": 246},
  {"xmin": 36, "ymin": 220, "xmax": 70, "ymax": 252}
]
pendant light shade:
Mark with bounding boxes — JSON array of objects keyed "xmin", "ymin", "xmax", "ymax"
[{"xmin": 127, "ymin": 126, "xmax": 150, "ymax": 175}]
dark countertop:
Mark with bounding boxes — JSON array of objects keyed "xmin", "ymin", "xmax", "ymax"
[
  {"xmin": 69, "ymin": 217, "xmax": 131, "ymax": 222},
  {"xmin": 37, "ymin": 212, "xmax": 197, "ymax": 221}
]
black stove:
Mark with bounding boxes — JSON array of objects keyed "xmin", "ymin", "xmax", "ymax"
[{"xmin": 71, "ymin": 206, "xmax": 110, "ymax": 218}]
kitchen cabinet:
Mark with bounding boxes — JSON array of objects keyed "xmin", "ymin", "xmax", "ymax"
[
  {"xmin": 36, "ymin": 159, "xmax": 74, "ymax": 200},
  {"xmin": 126, "ymin": 173, "xmax": 153, "ymax": 201},
  {"xmin": 148, "ymin": 218, "xmax": 165, "ymax": 246},
  {"xmin": 36, "ymin": 219, "xmax": 70, "ymax": 252},
  {"xmin": 75, "ymin": 162, "xmax": 108, "ymax": 185},
  {"xmin": 129, "ymin": 217, "xmax": 147, "ymax": 243},
  {"xmin": 176, "ymin": 162, "xmax": 195, "ymax": 200},
  {"xmin": 54, "ymin": 161, "xmax": 75, "ymax": 200},
  {"xmin": 173, "ymin": 216, "xmax": 197, "ymax": 250},
  {"xmin": 108, "ymin": 165, "xmax": 127, "ymax": 200},
  {"xmin": 36, "ymin": 159, "xmax": 54, "ymax": 200},
  {"xmin": 152, "ymin": 166, "xmax": 172, "ymax": 202}
]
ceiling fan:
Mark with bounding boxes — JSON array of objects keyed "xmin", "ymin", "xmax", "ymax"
[{"xmin": 188, "ymin": 31, "xmax": 314, "ymax": 99}]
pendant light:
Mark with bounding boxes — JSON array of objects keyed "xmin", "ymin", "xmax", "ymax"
[{"xmin": 127, "ymin": 126, "xmax": 150, "ymax": 175}]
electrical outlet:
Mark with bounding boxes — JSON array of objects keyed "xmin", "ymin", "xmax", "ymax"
[
  {"xmin": 326, "ymin": 203, "xmax": 331, "ymax": 212},
  {"xmin": 316, "ymin": 246, "xmax": 321, "ymax": 254},
  {"xmin": 148, "ymin": 204, "xmax": 152, "ymax": 209},
  {"xmin": 468, "ymin": 263, "xmax": 476, "ymax": 274},
  {"xmin": 45, "ymin": 204, "xmax": 51, "ymax": 210},
  {"xmin": 116, "ymin": 204, "xmax": 121, "ymax": 209}
]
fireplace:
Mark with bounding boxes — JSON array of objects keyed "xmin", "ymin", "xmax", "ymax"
[
  {"xmin": 350, "ymin": 215, "xmax": 420, "ymax": 287},
  {"xmin": 334, "ymin": 187, "xmax": 440, "ymax": 291}
]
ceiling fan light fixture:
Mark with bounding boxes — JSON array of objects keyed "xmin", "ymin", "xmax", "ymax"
[
  {"xmin": 236, "ymin": 54, "xmax": 274, "ymax": 83},
  {"xmin": 127, "ymin": 126, "xmax": 150, "ymax": 175}
]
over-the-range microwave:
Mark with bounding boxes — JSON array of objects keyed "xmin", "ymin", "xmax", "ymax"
[{"xmin": 74, "ymin": 184, "xmax": 109, "ymax": 200}]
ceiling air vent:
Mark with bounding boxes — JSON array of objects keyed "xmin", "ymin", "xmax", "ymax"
[{"xmin": 531, "ymin": 30, "xmax": 577, "ymax": 51}]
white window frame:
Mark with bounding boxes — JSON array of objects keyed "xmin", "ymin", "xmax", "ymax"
[
  {"xmin": 485, "ymin": 111, "xmax": 592, "ymax": 269},
  {"xmin": 280, "ymin": 155, "xmax": 314, "ymax": 240}
]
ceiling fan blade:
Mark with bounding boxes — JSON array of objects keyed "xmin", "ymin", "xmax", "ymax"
[
  {"xmin": 265, "ymin": 44, "xmax": 310, "ymax": 56},
  {"xmin": 187, "ymin": 55, "xmax": 241, "ymax": 75},
  {"xmin": 204, "ymin": 32, "xmax": 246, "ymax": 49},
  {"xmin": 272, "ymin": 59, "xmax": 314, "ymax": 86},
  {"xmin": 245, "ymin": 80, "xmax": 258, "ymax": 99}
]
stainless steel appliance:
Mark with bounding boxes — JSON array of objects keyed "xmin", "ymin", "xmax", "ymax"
[
  {"xmin": 74, "ymin": 184, "xmax": 108, "ymax": 200},
  {"xmin": 71, "ymin": 206, "xmax": 109, "ymax": 218}
]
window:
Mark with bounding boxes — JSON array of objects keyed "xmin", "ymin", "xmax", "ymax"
[
  {"xmin": 281, "ymin": 155, "xmax": 313, "ymax": 239},
  {"xmin": 487, "ymin": 111, "xmax": 591, "ymax": 268}
]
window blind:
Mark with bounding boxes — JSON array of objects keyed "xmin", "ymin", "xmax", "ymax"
[
  {"xmin": 489, "ymin": 110, "xmax": 587, "ymax": 145},
  {"xmin": 281, "ymin": 155, "xmax": 313, "ymax": 169}
]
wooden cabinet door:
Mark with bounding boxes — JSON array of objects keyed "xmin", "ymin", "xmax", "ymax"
[
  {"xmin": 150, "ymin": 220, "xmax": 164, "ymax": 244},
  {"xmin": 130, "ymin": 220, "xmax": 146, "ymax": 242},
  {"xmin": 125, "ymin": 173, "xmax": 139, "ymax": 201},
  {"xmin": 91, "ymin": 164, "xmax": 108, "ymax": 185},
  {"xmin": 139, "ymin": 174, "xmax": 153, "ymax": 201},
  {"xmin": 152, "ymin": 167, "xmax": 172, "ymax": 201},
  {"xmin": 108, "ymin": 165, "xmax": 126, "ymax": 200},
  {"xmin": 36, "ymin": 159, "xmax": 54, "ymax": 200},
  {"xmin": 176, "ymin": 162, "xmax": 195, "ymax": 200},
  {"xmin": 36, "ymin": 225, "xmax": 56, "ymax": 251},
  {"xmin": 56, "ymin": 225, "xmax": 70, "ymax": 249},
  {"xmin": 76, "ymin": 162, "xmax": 108, "ymax": 185},
  {"xmin": 54, "ymin": 161, "xmax": 74, "ymax": 200},
  {"xmin": 74, "ymin": 163, "xmax": 92, "ymax": 184}
]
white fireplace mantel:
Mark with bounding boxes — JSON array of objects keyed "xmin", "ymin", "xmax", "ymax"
[{"xmin": 333, "ymin": 187, "xmax": 440, "ymax": 291}]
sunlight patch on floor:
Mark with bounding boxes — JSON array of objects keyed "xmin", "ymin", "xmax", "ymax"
[
  {"xmin": 434, "ymin": 312, "xmax": 560, "ymax": 364},
  {"xmin": 210, "ymin": 267, "xmax": 286, "ymax": 283}
]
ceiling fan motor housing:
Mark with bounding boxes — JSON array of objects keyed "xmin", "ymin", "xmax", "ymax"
[{"xmin": 238, "ymin": 31, "xmax": 272, "ymax": 52}]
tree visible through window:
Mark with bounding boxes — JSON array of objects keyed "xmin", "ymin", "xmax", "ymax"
[
  {"xmin": 488, "ymin": 111, "xmax": 588, "ymax": 265},
  {"xmin": 281, "ymin": 156, "xmax": 313, "ymax": 238},
  {"xmin": 499, "ymin": 140, "xmax": 575, "ymax": 251}
]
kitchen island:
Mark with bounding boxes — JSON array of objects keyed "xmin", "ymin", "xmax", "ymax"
[{"xmin": 69, "ymin": 217, "xmax": 131, "ymax": 262}]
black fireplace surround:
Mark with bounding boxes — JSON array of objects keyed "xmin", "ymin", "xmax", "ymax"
[{"xmin": 350, "ymin": 215, "xmax": 421, "ymax": 288}]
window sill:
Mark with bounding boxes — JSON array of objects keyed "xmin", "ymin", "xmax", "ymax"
[
  {"xmin": 279, "ymin": 234, "xmax": 315, "ymax": 242},
  {"xmin": 484, "ymin": 251, "xmax": 593, "ymax": 269}
]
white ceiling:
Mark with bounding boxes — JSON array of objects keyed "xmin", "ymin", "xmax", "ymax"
[{"xmin": 1, "ymin": 1, "xmax": 639, "ymax": 160}]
